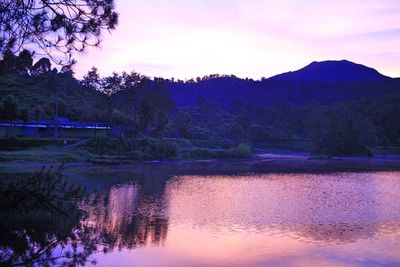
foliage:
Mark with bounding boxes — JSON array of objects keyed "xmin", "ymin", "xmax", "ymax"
[
  {"xmin": 0, "ymin": 49, "xmax": 34, "ymax": 74},
  {"xmin": 228, "ymin": 143, "xmax": 252, "ymax": 158},
  {"xmin": 85, "ymin": 137, "xmax": 181, "ymax": 160},
  {"xmin": 0, "ymin": 148, "xmax": 91, "ymax": 162},
  {"xmin": 0, "ymin": 166, "xmax": 98, "ymax": 266},
  {"xmin": 0, "ymin": 0, "xmax": 118, "ymax": 65},
  {"xmin": 307, "ymin": 99, "xmax": 399, "ymax": 156},
  {"xmin": 109, "ymin": 76, "xmax": 173, "ymax": 136},
  {"xmin": 31, "ymin": 57, "xmax": 52, "ymax": 76},
  {"xmin": 81, "ymin": 67, "xmax": 101, "ymax": 91},
  {"xmin": 180, "ymin": 143, "xmax": 252, "ymax": 159},
  {"xmin": 1, "ymin": 59, "xmax": 399, "ymax": 158},
  {"xmin": 311, "ymin": 111, "xmax": 376, "ymax": 156},
  {"xmin": 0, "ymin": 94, "xmax": 18, "ymax": 120},
  {"xmin": 84, "ymin": 137, "xmax": 253, "ymax": 160},
  {"xmin": 0, "ymin": 70, "xmax": 109, "ymax": 122}
]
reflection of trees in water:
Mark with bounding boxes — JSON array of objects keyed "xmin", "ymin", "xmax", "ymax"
[
  {"xmin": 0, "ymin": 167, "xmax": 171, "ymax": 266},
  {"xmin": 82, "ymin": 177, "xmax": 170, "ymax": 251},
  {"xmin": 0, "ymin": 167, "xmax": 98, "ymax": 266}
]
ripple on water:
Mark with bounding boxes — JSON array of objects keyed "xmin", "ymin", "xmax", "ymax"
[{"xmin": 83, "ymin": 171, "xmax": 400, "ymax": 267}]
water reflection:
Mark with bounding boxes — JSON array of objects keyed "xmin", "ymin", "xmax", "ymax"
[
  {"xmin": 168, "ymin": 173, "xmax": 400, "ymax": 243},
  {"xmin": 82, "ymin": 181, "xmax": 169, "ymax": 251},
  {"xmin": 1, "ymin": 166, "xmax": 400, "ymax": 267},
  {"xmin": 0, "ymin": 168, "xmax": 98, "ymax": 266},
  {"xmin": 84, "ymin": 171, "xmax": 400, "ymax": 266}
]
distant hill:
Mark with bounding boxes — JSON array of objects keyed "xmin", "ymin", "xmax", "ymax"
[
  {"xmin": 1, "ymin": 60, "xmax": 399, "ymax": 121},
  {"xmin": 269, "ymin": 60, "xmax": 391, "ymax": 82},
  {"xmin": 170, "ymin": 60, "xmax": 400, "ymax": 107}
]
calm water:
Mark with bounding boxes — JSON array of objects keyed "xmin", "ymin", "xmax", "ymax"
[
  {"xmin": 1, "ymin": 163, "xmax": 400, "ymax": 266},
  {"xmin": 76, "ymin": 167, "xmax": 400, "ymax": 267}
]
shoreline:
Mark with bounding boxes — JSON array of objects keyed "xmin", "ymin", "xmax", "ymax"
[{"xmin": 1, "ymin": 153, "xmax": 400, "ymax": 174}]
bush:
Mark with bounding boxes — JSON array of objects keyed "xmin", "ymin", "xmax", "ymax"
[
  {"xmin": 227, "ymin": 143, "xmax": 252, "ymax": 158},
  {"xmin": 181, "ymin": 143, "xmax": 252, "ymax": 159},
  {"xmin": 85, "ymin": 138, "xmax": 252, "ymax": 161},
  {"xmin": 140, "ymin": 138, "xmax": 180, "ymax": 159},
  {"xmin": 85, "ymin": 137, "xmax": 181, "ymax": 160},
  {"xmin": 181, "ymin": 147, "xmax": 226, "ymax": 159},
  {"xmin": 85, "ymin": 137, "xmax": 132, "ymax": 155},
  {"xmin": 311, "ymin": 111, "xmax": 377, "ymax": 156}
]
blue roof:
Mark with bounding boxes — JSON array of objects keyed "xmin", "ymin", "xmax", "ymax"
[{"xmin": 0, "ymin": 120, "xmax": 111, "ymax": 130}]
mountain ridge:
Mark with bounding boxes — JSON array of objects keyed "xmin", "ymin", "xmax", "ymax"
[
  {"xmin": 170, "ymin": 60, "xmax": 400, "ymax": 107},
  {"xmin": 266, "ymin": 60, "xmax": 392, "ymax": 82}
]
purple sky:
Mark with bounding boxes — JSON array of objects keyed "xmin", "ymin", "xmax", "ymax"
[{"xmin": 74, "ymin": 0, "xmax": 400, "ymax": 79}]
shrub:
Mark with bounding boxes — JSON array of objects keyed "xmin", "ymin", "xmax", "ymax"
[
  {"xmin": 181, "ymin": 147, "xmax": 226, "ymax": 159},
  {"xmin": 141, "ymin": 138, "xmax": 180, "ymax": 159},
  {"xmin": 85, "ymin": 137, "xmax": 181, "ymax": 160},
  {"xmin": 227, "ymin": 143, "xmax": 252, "ymax": 158}
]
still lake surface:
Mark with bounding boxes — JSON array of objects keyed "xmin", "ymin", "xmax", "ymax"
[{"xmin": 2, "ymin": 162, "xmax": 400, "ymax": 266}]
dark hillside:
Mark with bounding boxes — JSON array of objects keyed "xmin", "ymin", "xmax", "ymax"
[
  {"xmin": 0, "ymin": 72, "xmax": 108, "ymax": 121},
  {"xmin": 170, "ymin": 61, "xmax": 400, "ymax": 108},
  {"xmin": 269, "ymin": 60, "xmax": 391, "ymax": 82}
]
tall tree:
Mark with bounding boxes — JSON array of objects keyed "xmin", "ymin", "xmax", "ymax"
[
  {"xmin": 0, "ymin": 95, "xmax": 18, "ymax": 137},
  {"xmin": 0, "ymin": 49, "xmax": 34, "ymax": 74},
  {"xmin": 102, "ymin": 72, "xmax": 122, "ymax": 95},
  {"xmin": 311, "ymin": 109, "xmax": 377, "ymax": 156},
  {"xmin": 44, "ymin": 69, "xmax": 60, "ymax": 137},
  {"xmin": 30, "ymin": 57, "xmax": 52, "ymax": 75},
  {"xmin": 0, "ymin": 0, "xmax": 118, "ymax": 65},
  {"xmin": 82, "ymin": 67, "xmax": 101, "ymax": 91},
  {"xmin": 1, "ymin": 95, "xmax": 18, "ymax": 121},
  {"xmin": 34, "ymin": 104, "xmax": 44, "ymax": 137},
  {"xmin": 16, "ymin": 49, "xmax": 33, "ymax": 74}
]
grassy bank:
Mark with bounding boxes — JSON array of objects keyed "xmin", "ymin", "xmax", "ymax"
[
  {"xmin": 0, "ymin": 137, "xmax": 252, "ymax": 163},
  {"xmin": 84, "ymin": 137, "xmax": 252, "ymax": 161},
  {"xmin": 0, "ymin": 147, "xmax": 91, "ymax": 163},
  {"xmin": 2, "ymin": 137, "xmax": 397, "ymax": 164}
]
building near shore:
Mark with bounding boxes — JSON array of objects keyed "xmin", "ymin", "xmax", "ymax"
[{"xmin": 0, "ymin": 118, "xmax": 111, "ymax": 138}]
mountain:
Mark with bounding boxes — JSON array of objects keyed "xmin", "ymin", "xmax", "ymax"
[
  {"xmin": 170, "ymin": 60, "xmax": 400, "ymax": 107},
  {"xmin": 269, "ymin": 60, "xmax": 391, "ymax": 82}
]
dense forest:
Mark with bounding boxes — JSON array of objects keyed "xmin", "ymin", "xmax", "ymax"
[{"xmin": 1, "ymin": 50, "xmax": 399, "ymax": 157}]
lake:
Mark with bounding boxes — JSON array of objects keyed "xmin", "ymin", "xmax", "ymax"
[{"xmin": 1, "ymin": 162, "xmax": 400, "ymax": 266}]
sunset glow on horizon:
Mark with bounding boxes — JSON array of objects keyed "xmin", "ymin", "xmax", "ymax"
[{"xmin": 74, "ymin": 0, "xmax": 400, "ymax": 79}]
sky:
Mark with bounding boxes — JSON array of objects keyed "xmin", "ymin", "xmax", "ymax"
[{"xmin": 73, "ymin": 0, "xmax": 400, "ymax": 79}]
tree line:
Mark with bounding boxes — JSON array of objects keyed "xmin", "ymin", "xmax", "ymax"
[{"xmin": 1, "ymin": 51, "xmax": 399, "ymax": 156}]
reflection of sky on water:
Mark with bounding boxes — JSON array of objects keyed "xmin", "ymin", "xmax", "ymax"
[{"xmin": 82, "ymin": 171, "xmax": 400, "ymax": 266}]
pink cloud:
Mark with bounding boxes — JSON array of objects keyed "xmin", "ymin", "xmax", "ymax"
[{"xmin": 73, "ymin": 0, "xmax": 400, "ymax": 79}]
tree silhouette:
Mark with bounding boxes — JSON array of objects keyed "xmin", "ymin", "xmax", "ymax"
[
  {"xmin": 1, "ymin": 95, "xmax": 18, "ymax": 121},
  {"xmin": 0, "ymin": 0, "xmax": 118, "ymax": 65},
  {"xmin": 82, "ymin": 66, "xmax": 101, "ymax": 91},
  {"xmin": 0, "ymin": 166, "xmax": 99, "ymax": 266},
  {"xmin": 34, "ymin": 104, "xmax": 45, "ymax": 137},
  {"xmin": 0, "ymin": 49, "xmax": 33, "ymax": 74},
  {"xmin": 31, "ymin": 57, "xmax": 52, "ymax": 76}
]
